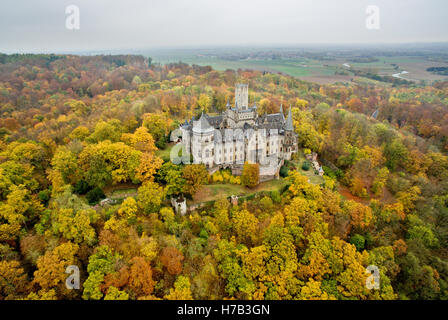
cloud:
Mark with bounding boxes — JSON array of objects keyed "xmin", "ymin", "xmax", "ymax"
[{"xmin": 0, "ymin": 0, "xmax": 447, "ymax": 53}]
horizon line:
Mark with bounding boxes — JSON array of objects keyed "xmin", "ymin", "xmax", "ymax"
[{"xmin": 2, "ymin": 41, "xmax": 448, "ymax": 55}]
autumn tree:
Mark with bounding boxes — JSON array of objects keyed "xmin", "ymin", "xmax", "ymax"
[
  {"xmin": 33, "ymin": 242, "xmax": 79, "ymax": 298},
  {"xmin": 0, "ymin": 184, "xmax": 43, "ymax": 241},
  {"xmin": 137, "ymin": 181, "xmax": 165, "ymax": 214},
  {"xmin": 128, "ymin": 257, "xmax": 155, "ymax": 297},
  {"xmin": 142, "ymin": 113, "xmax": 173, "ymax": 149},
  {"xmin": 241, "ymin": 162, "xmax": 259, "ymax": 188},
  {"xmin": 197, "ymin": 94, "xmax": 212, "ymax": 113},
  {"xmin": 182, "ymin": 164, "xmax": 209, "ymax": 196},
  {"xmin": 232, "ymin": 209, "xmax": 259, "ymax": 244},
  {"xmin": 87, "ymin": 119, "xmax": 124, "ymax": 143},
  {"xmin": 164, "ymin": 275, "xmax": 193, "ymax": 300},
  {"xmin": 0, "ymin": 260, "xmax": 29, "ymax": 299},
  {"xmin": 83, "ymin": 246, "xmax": 121, "ymax": 300},
  {"xmin": 160, "ymin": 246, "xmax": 184, "ymax": 275}
]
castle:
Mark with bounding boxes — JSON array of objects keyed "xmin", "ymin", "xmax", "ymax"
[{"xmin": 179, "ymin": 84, "xmax": 298, "ymax": 180}]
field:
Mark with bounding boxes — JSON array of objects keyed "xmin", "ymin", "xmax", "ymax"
[{"xmin": 146, "ymin": 47, "xmax": 448, "ymax": 84}]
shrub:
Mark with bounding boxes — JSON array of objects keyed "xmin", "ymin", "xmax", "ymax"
[
  {"xmin": 212, "ymin": 170, "xmax": 241, "ymax": 185},
  {"xmin": 199, "ymin": 229, "xmax": 209, "ymax": 239},
  {"xmin": 86, "ymin": 187, "xmax": 106, "ymax": 205},
  {"xmin": 279, "ymin": 165, "xmax": 289, "ymax": 178},
  {"xmin": 322, "ymin": 166, "xmax": 337, "ymax": 179},
  {"xmin": 302, "ymin": 160, "xmax": 311, "ymax": 171},
  {"xmin": 349, "ymin": 234, "xmax": 365, "ymax": 251},
  {"xmin": 73, "ymin": 180, "xmax": 92, "ymax": 195},
  {"xmin": 38, "ymin": 189, "xmax": 51, "ymax": 206},
  {"xmin": 260, "ymin": 196, "xmax": 274, "ymax": 211},
  {"xmin": 271, "ymin": 190, "xmax": 281, "ymax": 204},
  {"xmin": 155, "ymin": 136, "xmax": 167, "ymax": 150}
]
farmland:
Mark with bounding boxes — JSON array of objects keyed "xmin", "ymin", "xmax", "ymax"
[{"xmin": 147, "ymin": 46, "xmax": 448, "ymax": 84}]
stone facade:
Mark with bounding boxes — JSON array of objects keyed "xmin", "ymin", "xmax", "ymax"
[
  {"xmin": 171, "ymin": 196, "xmax": 187, "ymax": 215},
  {"xmin": 179, "ymin": 84, "xmax": 298, "ymax": 179}
]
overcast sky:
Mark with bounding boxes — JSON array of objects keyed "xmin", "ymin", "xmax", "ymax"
[{"xmin": 0, "ymin": 0, "xmax": 447, "ymax": 53}]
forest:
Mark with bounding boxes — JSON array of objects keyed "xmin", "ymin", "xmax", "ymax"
[{"xmin": 0, "ymin": 53, "xmax": 448, "ymax": 300}]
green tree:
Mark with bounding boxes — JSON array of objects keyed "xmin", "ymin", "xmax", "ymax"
[{"xmin": 349, "ymin": 234, "xmax": 365, "ymax": 251}]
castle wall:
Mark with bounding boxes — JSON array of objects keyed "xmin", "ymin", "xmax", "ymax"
[{"xmin": 181, "ymin": 84, "xmax": 298, "ymax": 181}]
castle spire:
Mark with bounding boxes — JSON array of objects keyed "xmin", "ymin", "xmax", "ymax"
[
  {"xmin": 192, "ymin": 112, "xmax": 213, "ymax": 133},
  {"xmin": 285, "ymin": 106, "xmax": 294, "ymax": 131},
  {"xmin": 226, "ymin": 99, "xmax": 231, "ymax": 109},
  {"xmin": 279, "ymin": 103, "xmax": 285, "ymax": 122}
]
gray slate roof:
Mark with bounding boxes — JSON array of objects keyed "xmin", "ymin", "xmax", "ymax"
[{"xmin": 285, "ymin": 107, "xmax": 294, "ymax": 131}]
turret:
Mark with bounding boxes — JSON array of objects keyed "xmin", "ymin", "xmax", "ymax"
[
  {"xmin": 279, "ymin": 104, "xmax": 285, "ymax": 122},
  {"xmin": 285, "ymin": 106, "xmax": 294, "ymax": 131}
]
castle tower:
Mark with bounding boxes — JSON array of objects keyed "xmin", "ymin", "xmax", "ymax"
[
  {"xmin": 192, "ymin": 113, "xmax": 214, "ymax": 168},
  {"xmin": 285, "ymin": 106, "xmax": 294, "ymax": 131},
  {"xmin": 283, "ymin": 106, "xmax": 297, "ymax": 160},
  {"xmin": 235, "ymin": 83, "xmax": 248, "ymax": 111}
]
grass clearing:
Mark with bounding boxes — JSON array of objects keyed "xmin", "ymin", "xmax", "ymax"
[
  {"xmin": 104, "ymin": 183, "xmax": 139, "ymax": 200},
  {"xmin": 156, "ymin": 142, "xmax": 176, "ymax": 162},
  {"xmin": 289, "ymin": 152, "xmax": 325, "ymax": 185},
  {"xmin": 190, "ymin": 178, "xmax": 288, "ymax": 205}
]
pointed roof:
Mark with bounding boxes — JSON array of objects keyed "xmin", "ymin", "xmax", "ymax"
[
  {"xmin": 285, "ymin": 106, "xmax": 294, "ymax": 131},
  {"xmin": 193, "ymin": 112, "xmax": 213, "ymax": 134},
  {"xmin": 226, "ymin": 99, "xmax": 231, "ymax": 108},
  {"xmin": 199, "ymin": 112, "xmax": 211, "ymax": 127},
  {"xmin": 279, "ymin": 104, "xmax": 285, "ymax": 122}
]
